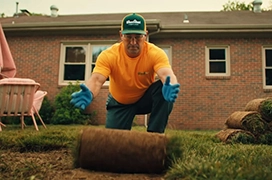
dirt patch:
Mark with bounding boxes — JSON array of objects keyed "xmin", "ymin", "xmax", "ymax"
[{"xmin": 0, "ymin": 149, "xmax": 165, "ymax": 180}]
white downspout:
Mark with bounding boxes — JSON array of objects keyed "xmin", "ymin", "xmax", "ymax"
[{"xmin": 146, "ymin": 27, "xmax": 161, "ymax": 42}]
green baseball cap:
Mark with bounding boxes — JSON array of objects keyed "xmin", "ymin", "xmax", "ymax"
[{"xmin": 121, "ymin": 13, "xmax": 146, "ymax": 35}]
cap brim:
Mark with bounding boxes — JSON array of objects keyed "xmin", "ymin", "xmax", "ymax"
[{"xmin": 122, "ymin": 30, "xmax": 146, "ymax": 35}]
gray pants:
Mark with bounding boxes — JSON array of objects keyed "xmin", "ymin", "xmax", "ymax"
[{"xmin": 105, "ymin": 80, "xmax": 174, "ymax": 133}]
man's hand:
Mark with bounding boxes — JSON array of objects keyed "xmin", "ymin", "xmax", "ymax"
[
  {"xmin": 70, "ymin": 84, "xmax": 93, "ymax": 110},
  {"xmin": 162, "ymin": 76, "xmax": 180, "ymax": 102}
]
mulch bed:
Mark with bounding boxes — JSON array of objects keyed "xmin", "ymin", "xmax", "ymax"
[{"xmin": 0, "ymin": 149, "xmax": 164, "ymax": 180}]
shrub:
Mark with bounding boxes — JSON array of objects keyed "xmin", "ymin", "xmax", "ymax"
[
  {"xmin": 38, "ymin": 96, "xmax": 55, "ymax": 124},
  {"xmin": 21, "ymin": 96, "xmax": 55, "ymax": 126},
  {"xmin": 51, "ymin": 82, "xmax": 96, "ymax": 125},
  {"xmin": 1, "ymin": 116, "xmax": 20, "ymax": 125}
]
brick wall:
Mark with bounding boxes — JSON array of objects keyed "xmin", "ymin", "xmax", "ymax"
[{"xmin": 6, "ymin": 34, "xmax": 272, "ymax": 130}]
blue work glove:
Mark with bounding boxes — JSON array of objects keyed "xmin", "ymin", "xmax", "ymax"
[
  {"xmin": 162, "ymin": 76, "xmax": 180, "ymax": 102},
  {"xmin": 70, "ymin": 84, "xmax": 93, "ymax": 110}
]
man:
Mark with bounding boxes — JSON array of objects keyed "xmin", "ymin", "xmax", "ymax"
[{"xmin": 71, "ymin": 13, "xmax": 180, "ymax": 133}]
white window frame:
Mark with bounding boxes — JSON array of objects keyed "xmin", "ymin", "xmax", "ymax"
[
  {"xmin": 159, "ymin": 45, "xmax": 172, "ymax": 65},
  {"xmin": 262, "ymin": 46, "xmax": 272, "ymax": 89},
  {"xmin": 153, "ymin": 45, "xmax": 172, "ymax": 81},
  {"xmin": 205, "ymin": 45, "xmax": 230, "ymax": 77},
  {"xmin": 58, "ymin": 41, "xmax": 115, "ymax": 86}
]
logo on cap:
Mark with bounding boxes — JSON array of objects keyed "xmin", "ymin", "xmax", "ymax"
[{"xmin": 126, "ymin": 19, "xmax": 141, "ymax": 26}]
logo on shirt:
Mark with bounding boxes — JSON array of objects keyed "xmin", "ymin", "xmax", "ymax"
[{"xmin": 138, "ymin": 72, "xmax": 149, "ymax": 75}]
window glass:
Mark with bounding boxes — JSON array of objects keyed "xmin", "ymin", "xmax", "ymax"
[
  {"xmin": 64, "ymin": 65, "xmax": 85, "ymax": 80},
  {"xmin": 209, "ymin": 62, "xmax": 226, "ymax": 73},
  {"xmin": 92, "ymin": 45, "xmax": 110, "ymax": 81},
  {"xmin": 91, "ymin": 45, "xmax": 110, "ymax": 70},
  {"xmin": 265, "ymin": 49, "xmax": 272, "ymax": 67},
  {"xmin": 264, "ymin": 49, "xmax": 272, "ymax": 86},
  {"xmin": 65, "ymin": 47, "xmax": 86, "ymax": 63},
  {"xmin": 209, "ymin": 49, "xmax": 225, "ymax": 60},
  {"xmin": 265, "ymin": 69, "xmax": 272, "ymax": 85}
]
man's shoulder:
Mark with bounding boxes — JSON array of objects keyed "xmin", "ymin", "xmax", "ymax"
[
  {"xmin": 145, "ymin": 42, "xmax": 164, "ymax": 55},
  {"xmin": 105, "ymin": 43, "xmax": 121, "ymax": 52},
  {"xmin": 100, "ymin": 43, "xmax": 121, "ymax": 57},
  {"xmin": 145, "ymin": 42, "xmax": 162, "ymax": 51}
]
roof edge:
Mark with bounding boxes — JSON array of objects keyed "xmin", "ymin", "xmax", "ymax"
[
  {"xmin": 1, "ymin": 19, "xmax": 160, "ymax": 28},
  {"xmin": 161, "ymin": 24, "xmax": 272, "ymax": 30}
]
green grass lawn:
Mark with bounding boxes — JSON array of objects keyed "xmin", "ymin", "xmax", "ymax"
[{"xmin": 1, "ymin": 125, "xmax": 272, "ymax": 180}]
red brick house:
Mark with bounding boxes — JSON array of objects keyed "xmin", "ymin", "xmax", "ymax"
[{"xmin": 1, "ymin": 7, "xmax": 272, "ymax": 130}]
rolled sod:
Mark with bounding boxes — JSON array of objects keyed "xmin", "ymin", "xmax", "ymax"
[
  {"xmin": 74, "ymin": 128, "xmax": 171, "ymax": 174},
  {"xmin": 225, "ymin": 111, "xmax": 268, "ymax": 136},
  {"xmin": 216, "ymin": 128, "xmax": 255, "ymax": 144},
  {"xmin": 245, "ymin": 97, "xmax": 272, "ymax": 123}
]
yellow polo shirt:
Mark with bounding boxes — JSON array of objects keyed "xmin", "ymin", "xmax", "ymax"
[{"xmin": 93, "ymin": 41, "xmax": 171, "ymax": 104}]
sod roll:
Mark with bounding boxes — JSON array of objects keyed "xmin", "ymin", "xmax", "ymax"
[
  {"xmin": 225, "ymin": 111, "xmax": 268, "ymax": 135},
  {"xmin": 216, "ymin": 128, "xmax": 255, "ymax": 144},
  {"xmin": 244, "ymin": 97, "xmax": 272, "ymax": 122},
  {"xmin": 76, "ymin": 128, "xmax": 168, "ymax": 174},
  {"xmin": 244, "ymin": 98, "xmax": 266, "ymax": 111}
]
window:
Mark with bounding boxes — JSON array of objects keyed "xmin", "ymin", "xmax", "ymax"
[
  {"xmin": 154, "ymin": 46, "xmax": 172, "ymax": 80},
  {"xmin": 59, "ymin": 42, "xmax": 112, "ymax": 85},
  {"xmin": 159, "ymin": 45, "xmax": 172, "ymax": 65},
  {"xmin": 63, "ymin": 46, "xmax": 87, "ymax": 81},
  {"xmin": 205, "ymin": 46, "xmax": 230, "ymax": 76},
  {"xmin": 263, "ymin": 47, "xmax": 272, "ymax": 88},
  {"xmin": 92, "ymin": 45, "xmax": 111, "ymax": 82}
]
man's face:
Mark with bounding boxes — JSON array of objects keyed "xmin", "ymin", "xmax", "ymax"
[{"xmin": 120, "ymin": 33, "xmax": 147, "ymax": 58}]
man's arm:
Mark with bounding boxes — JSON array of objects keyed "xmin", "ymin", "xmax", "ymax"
[
  {"xmin": 86, "ymin": 72, "xmax": 107, "ymax": 98},
  {"xmin": 157, "ymin": 67, "xmax": 180, "ymax": 102},
  {"xmin": 70, "ymin": 72, "xmax": 107, "ymax": 110},
  {"xmin": 156, "ymin": 67, "xmax": 178, "ymax": 84}
]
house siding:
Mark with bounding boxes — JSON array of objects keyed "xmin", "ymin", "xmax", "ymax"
[{"xmin": 5, "ymin": 34, "xmax": 272, "ymax": 130}]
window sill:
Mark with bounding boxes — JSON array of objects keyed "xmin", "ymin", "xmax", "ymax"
[
  {"xmin": 205, "ymin": 76, "xmax": 231, "ymax": 80},
  {"xmin": 263, "ymin": 89, "xmax": 272, "ymax": 93}
]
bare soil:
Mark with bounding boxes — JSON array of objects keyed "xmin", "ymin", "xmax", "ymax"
[{"xmin": 0, "ymin": 149, "xmax": 166, "ymax": 180}]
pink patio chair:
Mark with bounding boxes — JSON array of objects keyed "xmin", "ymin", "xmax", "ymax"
[{"xmin": 0, "ymin": 78, "xmax": 47, "ymax": 131}]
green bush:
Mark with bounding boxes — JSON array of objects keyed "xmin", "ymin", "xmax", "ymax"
[
  {"xmin": 1, "ymin": 116, "xmax": 20, "ymax": 125},
  {"xmin": 51, "ymin": 82, "xmax": 96, "ymax": 125},
  {"xmin": 20, "ymin": 96, "xmax": 55, "ymax": 126},
  {"xmin": 23, "ymin": 96, "xmax": 55, "ymax": 125},
  {"xmin": 38, "ymin": 96, "xmax": 55, "ymax": 124}
]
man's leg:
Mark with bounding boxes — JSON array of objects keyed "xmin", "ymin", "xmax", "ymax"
[
  {"xmin": 136, "ymin": 80, "xmax": 174, "ymax": 133},
  {"xmin": 105, "ymin": 94, "xmax": 136, "ymax": 130}
]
